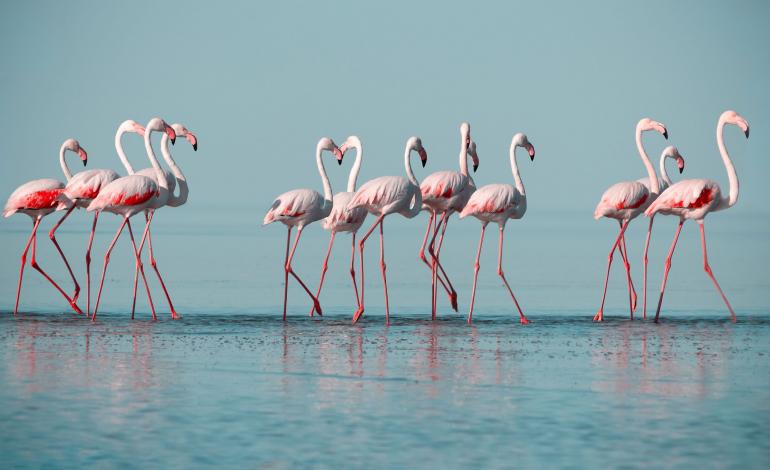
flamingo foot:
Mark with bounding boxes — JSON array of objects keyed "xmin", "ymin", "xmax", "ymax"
[
  {"xmin": 352, "ymin": 306, "xmax": 364, "ymax": 324},
  {"xmin": 70, "ymin": 301, "xmax": 83, "ymax": 315},
  {"xmin": 449, "ymin": 291, "xmax": 458, "ymax": 312},
  {"xmin": 519, "ymin": 316, "xmax": 530, "ymax": 325},
  {"xmin": 631, "ymin": 290, "xmax": 638, "ymax": 313},
  {"xmin": 593, "ymin": 310, "xmax": 604, "ymax": 322},
  {"xmin": 171, "ymin": 309, "xmax": 181, "ymax": 320},
  {"xmin": 313, "ymin": 299, "xmax": 323, "ymax": 317}
]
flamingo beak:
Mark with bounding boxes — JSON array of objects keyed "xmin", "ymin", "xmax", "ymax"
[
  {"xmin": 78, "ymin": 148, "xmax": 88, "ymax": 166},
  {"xmin": 739, "ymin": 119, "xmax": 750, "ymax": 138},
  {"xmin": 676, "ymin": 156, "xmax": 685, "ymax": 174},
  {"xmin": 333, "ymin": 146, "xmax": 344, "ymax": 165},
  {"xmin": 186, "ymin": 132, "xmax": 198, "ymax": 151},
  {"xmin": 166, "ymin": 125, "xmax": 177, "ymax": 145},
  {"xmin": 418, "ymin": 148, "xmax": 428, "ymax": 167},
  {"xmin": 526, "ymin": 143, "xmax": 536, "ymax": 161},
  {"xmin": 133, "ymin": 123, "xmax": 146, "ymax": 136}
]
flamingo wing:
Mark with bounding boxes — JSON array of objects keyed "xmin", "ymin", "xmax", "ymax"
[
  {"xmin": 263, "ymin": 189, "xmax": 322, "ymax": 225},
  {"xmin": 349, "ymin": 176, "xmax": 410, "ymax": 211},
  {"xmin": 594, "ymin": 181, "xmax": 649, "ymax": 219},
  {"xmin": 460, "ymin": 184, "xmax": 518, "ymax": 218},
  {"xmin": 4, "ymin": 178, "xmax": 64, "ymax": 217},
  {"xmin": 420, "ymin": 171, "xmax": 469, "ymax": 201},
  {"xmin": 87, "ymin": 175, "xmax": 158, "ymax": 212},
  {"xmin": 645, "ymin": 179, "xmax": 720, "ymax": 216},
  {"xmin": 61, "ymin": 169, "xmax": 120, "ymax": 201}
]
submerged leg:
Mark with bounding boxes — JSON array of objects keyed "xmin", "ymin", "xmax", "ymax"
[
  {"xmin": 698, "ymin": 221, "xmax": 736, "ymax": 322},
  {"xmin": 653, "ymin": 219, "xmax": 684, "ymax": 323},
  {"xmin": 350, "ymin": 233, "xmax": 360, "ymax": 309},
  {"xmin": 131, "ymin": 213, "xmax": 151, "ymax": 319},
  {"xmin": 379, "ymin": 218, "xmax": 390, "ymax": 325},
  {"xmin": 618, "ymin": 228, "xmax": 637, "ymax": 319},
  {"xmin": 467, "ymin": 222, "xmax": 487, "ymax": 324},
  {"xmin": 433, "ymin": 211, "xmax": 458, "ymax": 312},
  {"xmin": 283, "ymin": 226, "xmax": 291, "ymax": 321},
  {"xmin": 145, "ymin": 212, "xmax": 179, "ymax": 319},
  {"xmin": 641, "ymin": 216, "xmax": 654, "ymax": 320}
]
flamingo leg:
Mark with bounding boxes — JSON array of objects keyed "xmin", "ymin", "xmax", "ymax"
[
  {"xmin": 350, "ymin": 232, "xmax": 361, "ymax": 309},
  {"xmin": 30, "ymin": 220, "xmax": 82, "ymax": 315},
  {"xmin": 698, "ymin": 221, "xmax": 736, "ymax": 322},
  {"xmin": 285, "ymin": 226, "xmax": 323, "ymax": 317},
  {"xmin": 144, "ymin": 212, "xmax": 179, "ymax": 319},
  {"xmin": 127, "ymin": 219, "xmax": 156, "ymax": 320},
  {"xmin": 496, "ymin": 225, "xmax": 528, "ymax": 324},
  {"xmin": 594, "ymin": 220, "xmax": 629, "ymax": 322},
  {"xmin": 641, "ymin": 216, "xmax": 654, "ymax": 320},
  {"xmin": 309, "ymin": 231, "xmax": 336, "ymax": 316},
  {"xmin": 618, "ymin": 227, "xmax": 637, "ymax": 319},
  {"xmin": 13, "ymin": 219, "xmax": 40, "ymax": 315},
  {"xmin": 282, "ymin": 226, "xmax": 291, "ymax": 320},
  {"xmin": 93, "ymin": 218, "xmax": 127, "ymax": 320},
  {"xmin": 48, "ymin": 205, "xmax": 81, "ymax": 304},
  {"xmin": 353, "ymin": 214, "xmax": 385, "ymax": 324},
  {"xmin": 418, "ymin": 211, "xmax": 452, "ymax": 308},
  {"xmin": 85, "ymin": 211, "xmax": 100, "ymax": 316},
  {"xmin": 433, "ymin": 212, "xmax": 458, "ymax": 312},
  {"xmin": 379, "ymin": 218, "xmax": 390, "ymax": 325},
  {"xmin": 428, "ymin": 211, "xmax": 458, "ymax": 317},
  {"xmin": 131, "ymin": 212, "xmax": 151, "ymax": 319},
  {"xmin": 467, "ymin": 222, "xmax": 487, "ymax": 324},
  {"xmin": 653, "ymin": 219, "xmax": 684, "ymax": 323}
]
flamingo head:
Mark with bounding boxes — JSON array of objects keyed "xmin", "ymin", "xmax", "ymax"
[
  {"xmin": 63, "ymin": 138, "xmax": 88, "ymax": 166},
  {"xmin": 409, "ymin": 136, "xmax": 428, "ymax": 167},
  {"xmin": 662, "ymin": 145, "xmax": 685, "ymax": 174},
  {"xmin": 146, "ymin": 117, "xmax": 176, "ymax": 145},
  {"xmin": 318, "ymin": 137, "xmax": 343, "ymax": 165},
  {"xmin": 468, "ymin": 140, "xmax": 479, "ymax": 172},
  {"xmin": 338, "ymin": 135, "xmax": 362, "ymax": 162},
  {"xmin": 171, "ymin": 123, "xmax": 198, "ymax": 151},
  {"xmin": 119, "ymin": 119, "xmax": 145, "ymax": 136},
  {"xmin": 720, "ymin": 110, "xmax": 750, "ymax": 138},
  {"xmin": 512, "ymin": 133, "xmax": 535, "ymax": 161},
  {"xmin": 637, "ymin": 118, "xmax": 668, "ymax": 139}
]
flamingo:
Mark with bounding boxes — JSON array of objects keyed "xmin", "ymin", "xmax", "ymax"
[
  {"xmin": 87, "ymin": 117, "xmax": 177, "ymax": 320},
  {"xmin": 645, "ymin": 110, "xmax": 749, "ymax": 323},
  {"xmin": 263, "ymin": 137, "xmax": 344, "ymax": 320},
  {"xmin": 308, "ymin": 135, "xmax": 368, "ymax": 316},
  {"xmin": 347, "ymin": 136, "xmax": 428, "ymax": 325},
  {"xmin": 459, "ymin": 133, "xmax": 536, "ymax": 324},
  {"xmin": 637, "ymin": 145, "xmax": 686, "ymax": 318},
  {"xmin": 592, "ymin": 118, "xmax": 668, "ymax": 322},
  {"xmin": 418, "ymin": 122, "xmax": 479, "ymax": 318},
  {"xmin": 52, "ymin": 120, "xmax": 146, "ymax": 315},
  {"xmin": 3, "ymin": 139, "xmax": 88, "ymax": 315},
  {"xmin": 130, "ymin": 123, "xmax": 198, "ymax": 320}
]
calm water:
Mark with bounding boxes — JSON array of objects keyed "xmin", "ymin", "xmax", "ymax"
[{"xmin": 1, "ymin": 208, "xmax": 769, "ymax": 467}]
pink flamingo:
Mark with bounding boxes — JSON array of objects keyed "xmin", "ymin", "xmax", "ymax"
[
  {"xmin": 645, "ymin": 110, "xmax": 749, "ymax": 323},
  {"xmin": 419, "ymin": 122, "xmax": 479, "ymax": 318},
  {"xmin": 87, "ymin": 118, "xmax": 177, "ymax": 320},
  {"xmin": 636, "ymin": 145, "xmax": 686, "ymax": 318},
  {"xmin": 308, "ymin": 135, "xmax": 368, "ymax": 316},
  {"xmin": 130, "ymin": 123, "xmax": 198, "ymax": 320},
  {"xmin": 347, "ymin": 136, "xmax": 428, "ymax": 325},
  {"xmin": 53, "ymin": 120, "xmax": 146, "ymax": 315},
  {"xmin": 263, "ymin": 137, "xmax": 344, "ymax": 320},
  {"xmin": 3, "ymin": 139, "xmax": 88, "ymax": 315},
  {"xmin": 459, "ymin": 133, "xmax": 535, "ymax": 324},
  {"xmin": 592, "ymin": 118, "xmax": 668, "ymax": 322}
]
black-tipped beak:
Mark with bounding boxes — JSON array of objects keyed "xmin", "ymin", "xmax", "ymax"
[
  {"xmin": 663, "ymin": 130, "xmax": 669, "ymax": 140},
  {"xmin": 473, "ymin": 163, "xmax": 478, "ymax": 172},
  {"xmin": 679, "ymin": 166, "xmax": 684, "ymax": 174},
  {"xmin": 745, "ymin": 128, "xmax": 750, "ymax": 138},
  {"xmin": 338, "ymin": 158, "xmax": 343, "ymax": 166},
  {"xmin": 421, "ymin": 159, "xmax": 427, "ymax": 168},
  {"xmin": 193, "ymin": 142, "xmax": 198, "ymax": 151},
  {"xmin": 82, "ymin": 159, "xmax": 87, "ymax": 166}
]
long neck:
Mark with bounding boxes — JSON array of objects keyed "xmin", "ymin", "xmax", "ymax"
[
  {"xmin": 404, "ymin": 145, "xmax": 419, "ymax": 187},
  {"xmin": 115, "ymin": 128, "xmax": 136, "ymax": 174},
  {"xmin": 346, "ymin": 142, "xmax": 362, "ymax": 193},
  {"xmin": 636, "ymin": 128, "xmax": 659, "ymax": 194},
  {"xmin": 59, "ymin": 144, "xmax": 74, "ymax": 181},
  {"xmin": 144, "ymin": 129, "xmax": 168, "ymax": 190},
  {"xmin": 458, "ymin": 130, "xmax": 469, "ymax": 176},
  {"xmin": 161, "ymin": 133, "xmax": 188, "ymax": 206},
  {"xmin": 658, "ymin": 154, "xmax": 673, "ymax": 187},
  {"xmin": 316, "ymin": 146, "xmax": 332, "ymax": 203},
  {"xmin": 717, "ymin": 120, "xmax": 739, "ymax": 208},
  {"xmin": 509, "ymin": 142, "xmax": 525, "ymax": 196}
]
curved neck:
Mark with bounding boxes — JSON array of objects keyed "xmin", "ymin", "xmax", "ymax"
[
  {"xmin": 509, "ymin": 142, "xmax": 525, "ymax": 196},
  {"xmin": 115, "ymin": 128, "xmax": 136, "ymax": 174},
  {"xmin": 59, "ymin": 144, "xmax": 74, "ymax": 181},
  {"xmin": 346, "ymin": 142, "xmax": 362, "ymax": 193},
  {"xmin": 161, "ymin": 133, "xmax": 188, "ymax": 206},
  {"xmin": 316, "ymin": 145, "xmax": 333, "ymax": 203},
  {"xmin": 404, "ymin": 145, "xmax": 419, "ymax": 187},
  {"xmin": 636, "ymin": 128, "xmax": 659, "ymax": 194},
  {"xmin": 143, "ymin": 129, "xmax": 168, "ymax": 190},
  {"xmin": 659, "ymin": 154, "xmax": 673, "ymax": 187},
  {"xmin": 458, "ymin": 129, "xmax": 470, "ymax": 176},
  {"xmin": 717, "ymin": 120, "xmax": 739, "ymax": 208}
]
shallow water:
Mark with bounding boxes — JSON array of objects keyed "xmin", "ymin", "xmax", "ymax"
[{"xmin": 2, "ymin": 312, "xmax": 769, "ymax": 468}]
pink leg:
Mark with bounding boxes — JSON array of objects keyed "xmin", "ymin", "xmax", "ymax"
[
  {"xmin": 13, "ymin": 219, "xmax": 40, "ymax": 315},
  {"xmin": 698, "ymin": 222, "xmax": 736, "ymax": 322},
  {"xmin": 594, "ymin": 220, "xmax": 629, "ymax": 322},
  {"xmin": 379, "ymin": 218, "xmax": 390, "ymax": 325},
  {"xmin": 433, "ymin": 213, "xmax": 458, "ymax": 312},
  {"xmin": 285, "ymin": 227, "xmax": 323, "ymax": 316},
  {"xmin": 48, "ymin": 205, "xmax": 81, "ymax": 304},
  {"xmin": 467, "ymin": 222, "xmax": 487, "ymax": 324},
  {"xmin": 653, "ymin": 219, "xmax": 684, "ymax": 323},
  {"xmin": 641, "ymin": 216, "xmax": 654, "ymax": 320},
  {"xmin": 85, "ymin": 212, "xmax": 100, "ymax": 316},
  {"xmin": 353, "ymin": 214, "xmax": 385, "ymax": 324},
  {"xmin": 496, "ymin": 225, "xmax": 528, "ymax": 324},
  {"xmin": 93, "ymin": 218, "xmax": 128, "ymax": 320},
  {"xmin": 618, "ymin": 229, "xmax": 637, "ymax": 319},
  {"xmin": 418, "ymin": 211, "xmax": 452, "ymax": 308},
  {"xmin": 283, "ymin": 226, "xmax": 291, "ymax": 321},
  {"xmin": 131, "ymin": 212, "xmax": 151, "ymax": 319},
  {"xmin": 126, "ymin": 219, "xmax": 156, "ymax": 320},
  {"xmin": 309, "ymin": 231, "xmax": 336, "ymax": 316},
  {"xmin": 350, "ymin": 233, "xmax": 361, "ymax": 309},
  {"xmin": 145, "ymin": 212, "xmax": 179, "ymax": 319},
  {"xmin": 29, "ymin": 221, "xmax": 83, "ymax": 314}
]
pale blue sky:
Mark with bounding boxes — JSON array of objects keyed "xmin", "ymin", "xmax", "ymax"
[{"xmin": 1, "ymin": 1, "xmax": 769, "ymax": 314}]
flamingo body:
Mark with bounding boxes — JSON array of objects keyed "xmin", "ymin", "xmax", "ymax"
[
  {"xmin": 593, "ymin": 181, "xmax": 650, "ymax": 221},
  {"xmin": 263, "ymin": 188, "xmax": 329, "ymax": 228},
  {"xmin": 87, "ymin": 175, "xmax": 159, "ymax": 217},
  {"xmin": 349, "ymin": 176, "xmax": 420, "ymax": 217},
  {"xmin": 135, "ymin": 167, "xmax": 176, "ymax": 209},
  {"xmin": 322, "ymin": 192, "xmax": 368, "ymax": 232},
  {"xmin": 4, "ymin": 179, "xmax": 64, "ymax": 218},
  {"xmin": 645, "ymin": 179, "xmax": 721, "ymax": 220},
  {"xmin": 460, "ymin": 183, "xmax": 524, "ymax": 224},
  {"xmin": 57, "ymin": 169, "xmax": 120, "ymax": 208},
  {"xmin": 420, "ymin": 171, "xmax": 475, "ymax": 212}
]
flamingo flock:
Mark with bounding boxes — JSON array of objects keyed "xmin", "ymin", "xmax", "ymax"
[
  {"xmin": 4, "ymin": 117, "xmax": 197, "ymax": 320},
  {"xmin": 5, "ymin": 111, "xmax": 750, "ymax": 325}
]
